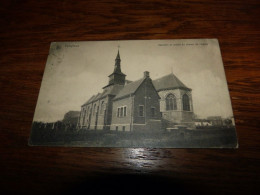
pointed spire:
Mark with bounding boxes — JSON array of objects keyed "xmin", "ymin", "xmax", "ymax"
[
  {"xmin": 116, "ymin": 49, "xmax": 120, "ymax": 60},
  {"xmin": 114, "ymin": 49, "xmax": 122, "ymax": 74},
  {"xmin": 103, "ymin": 48, "xmax": 126, "ymax": 88}
]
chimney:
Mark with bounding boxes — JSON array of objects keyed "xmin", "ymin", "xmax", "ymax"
[{"xmin": 144, "ymin": 71, "xmax": 150, "ymax": 78}]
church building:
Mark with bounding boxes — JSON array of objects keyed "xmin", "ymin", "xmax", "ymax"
[
  {"xmin": 110, "ymin": 71, "xmax": 161, "ymax": 132},
  {"xmin": 77, "ymin": 50, "xmax": 194, "ymax": 131},
  {"xmin": 153, "ymin": 73, "xmax": 194, "ymax": 128}
]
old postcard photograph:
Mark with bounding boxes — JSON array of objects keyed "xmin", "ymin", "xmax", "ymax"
[{"xmin": 29, "ymin": 39, "xmax": 238, "ymax": 148}]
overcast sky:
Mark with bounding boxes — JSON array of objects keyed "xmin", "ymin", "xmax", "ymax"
[{"xmin": 33, "ymin": 39, "xmax": 234, "ymax": 122}]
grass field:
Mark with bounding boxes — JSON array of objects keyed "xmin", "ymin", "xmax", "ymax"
[{"xmin": 29, "ymin": 126, "xmax": 238, "ymax": 148}]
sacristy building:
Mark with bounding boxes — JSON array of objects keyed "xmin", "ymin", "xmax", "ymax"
[{"xmin": 77, "ymin": 50, "xmax": 194, "ymax": 131}]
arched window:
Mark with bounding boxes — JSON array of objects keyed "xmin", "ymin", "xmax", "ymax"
[
  {"xmin": 89, "ymin": 108, "xmax": 92, "ymax": 118},
  {"xmin": 166, "ymin": 94, "xmax": 177, "ymax": 110},
  {"xmin": 182, "ymin": 94, "xmax": 190, "ymax": 111},
  {"xmin": 101, "ymin": 101, "xmax": 105, "ymax": 114}
]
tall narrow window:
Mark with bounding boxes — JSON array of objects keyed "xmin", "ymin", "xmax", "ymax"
[
  {"xmin": 166, "ymin": 94, "xmax": 177, "ymax": 110},
  {"xmin": 182, "ymin": 94, "xmax": 190, "ymax": 111},
  {"xmin": 139, "ymin": 105, "xmax": 144, "ymax": 117},
  {"xmin": 100, "ymin": 101, "xmax": 104, "ymax": 113},
  {"xmin": 120, "ymin": 107, "xmax": 123, "ymax": 117},
  {"xmin": 117, "ymin": 108, "xmax": 120, "ymax": 117},
  {"xmin": 151, "ymin": 107, "xmax": 155, "ymax": 117},
  {"xmin": 124, "ymin": 106, "xmax": 127, "ymax": 116}
]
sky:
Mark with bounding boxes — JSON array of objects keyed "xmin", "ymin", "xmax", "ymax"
[{"xmin": 33, "ymin": 39, "xmax": 234, "ymax": 122}]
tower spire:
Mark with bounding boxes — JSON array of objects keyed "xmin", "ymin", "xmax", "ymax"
[
  {"xmin": 114, "ymin": 47, "xmax": 122, "ymax": 73},
  {"xmin": 116, "ymin": 45, "xmax": 120, "ymax": 60},
  {"xmin": 103, "ymin": 48, "xmax": 126, "ymax": 89}
]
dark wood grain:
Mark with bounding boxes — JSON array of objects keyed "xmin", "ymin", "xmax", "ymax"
[{"xmin": 0, "ymin": 0, "xmax": 260, "ymax": 194}]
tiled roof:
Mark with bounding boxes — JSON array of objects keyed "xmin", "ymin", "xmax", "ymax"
[
  {"xmin": 99, "ymin": 85, "xmax": 124, "ymax": 98},
  {"xmin": 83, "ymin": 85, "xmax": 124, "ymax": 106},
  {"xmin": 114, "ymin": 78, "xmax": 145, "ymax": 100},
  {"xmin": 83, "ymin": 73, "xmax": 190, "ymax": 105},
  {"xmin": 152, "ymin": 73, "xmax": 190, "ymax": 91},
  {"xmin": 125, "ymin": 80, "xmax": 132, "ymax": 84}
]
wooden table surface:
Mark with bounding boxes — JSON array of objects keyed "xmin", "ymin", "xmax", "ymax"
[{"xmin": 0, "ymin": 0, "xmax": 259, "ymax": 194}]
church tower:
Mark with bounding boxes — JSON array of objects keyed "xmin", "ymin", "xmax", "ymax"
[{"xmin": 103, "ymin": 50, "xmax": 126, "ymax": 89}]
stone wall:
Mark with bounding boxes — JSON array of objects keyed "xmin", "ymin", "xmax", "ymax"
[
  {"xmin": 110, "ymin": 95, "xmax": 133, "ymax": 131},
  {"xmin": 133, "ymin": 78, "xmax": 161, "ymax": 124},
  {"xmin": 78, "ymin": 96, "xmax": 109, "ymax": 130},
  {"xmin": 158, "ymin": 88, "xmax": 194, "ymax": 128}
]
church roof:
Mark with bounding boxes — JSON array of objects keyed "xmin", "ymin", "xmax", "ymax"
[
  {"xmin": 83, "ymin": 73, "xmax": 190, "ymax": 106},
  {"xmin": 125, "ymin": 80, "xmax": 132, "ymax": 83},
  {"xmin": 113, "ymin": 78, "xmax": 145, "ymax": 100},
  {"xmin": 152, "ymin": 73, "xmax": 191, "ymax": 91},
  {"xmin": 108, "ymin": 71, "xmax": 126, "ymax": 76},
  {"xmin": 102, "ymin": 85, "xmax": 124, "ymax": 97},
  {"xmin": 83, "ymin": 85, "xmax": 124, "ymax": 106}
]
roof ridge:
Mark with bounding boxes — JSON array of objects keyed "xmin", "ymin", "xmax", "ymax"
[
  {"xmin": 125, "ymin": 77, "xmax": 144, "ymax": 86},
  {"xmin": 154, "ymin": 72, "xmax": 176, "ymax": 80},
  {"xmin": 113, "ymin": 77, "xmax": 146, "ymax": 100},
  {"xmin": 171, "ymin": 73, "xmax": 188, "ymax": 88}
]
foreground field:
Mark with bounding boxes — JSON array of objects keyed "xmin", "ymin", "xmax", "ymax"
[{"xmin": 29, "ymin": 127, "xmax": 237, "ymax": 148}]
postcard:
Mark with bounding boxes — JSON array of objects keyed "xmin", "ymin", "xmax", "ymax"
[{"xmin": 29, "ymin": 39, "xmax": 238, "ymax": 148}]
